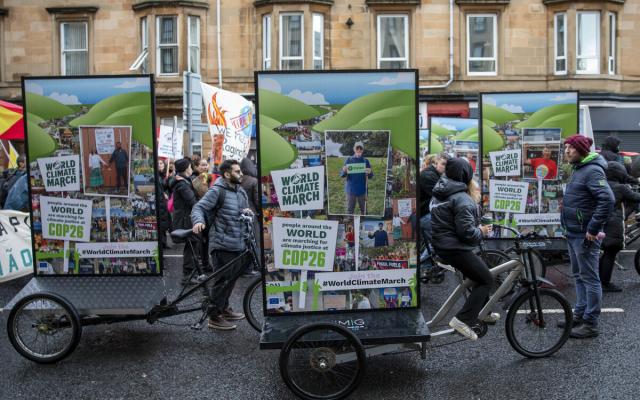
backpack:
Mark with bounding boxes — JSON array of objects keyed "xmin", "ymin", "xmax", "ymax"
[{"xmin": 167, "ymin": 192, "xmax": 175, "ymax": 213}]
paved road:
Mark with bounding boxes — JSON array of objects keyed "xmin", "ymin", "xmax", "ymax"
[{"xmin": 1, "ymin": 246, "xmax": 639, "ymax": 399}]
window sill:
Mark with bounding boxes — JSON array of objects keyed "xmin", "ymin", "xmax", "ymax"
[
  {"xmin": 456, "ymin": 0, "xmax": 510, "ymax": 4},
  {"xmin": 254, "ymin": 0, "xmax": 334, "ymax": 6},
  {"xmin": 542, "ymin": 0, "xmax": 623, "ymax": 4},
  {"xmin": 366, "ymin": 0, "xmax": 420, "ymax": 4},
  {"xmin": 46, "ymin": 6, "xmax": 99, "ymax": 14},
  {"xmin": 132, "ymin": 1, "xmax": 209, "ymax": 11}
]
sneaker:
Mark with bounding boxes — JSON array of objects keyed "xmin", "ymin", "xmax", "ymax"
[
  {"xmin": 569, "ymin": 322, "xmax": 599, "ymax": 339},
  {"xmin": 242, "ymin": 269, "xmax": 260, "ymax": 278},
  {"xmin": 482, "ymin": 312, "xmax": 501, "ymax": 324},
  {"xmin": 207, "ymin": 316, "xmax": 237, "ymax": 330},
  {"xmin": 449, "ymin": 317, "xmax": 478, "ymax": 341},
  {"xmin": 557, "ymin": 317, "xmax": 584, "ymax": 329},
  {"xmin": 602, "ymin": 283, "xmax": 623, "ymax": 293},
  {"xmin": 222, "ymin": 308, "xmax": 245, "ymax": 321}
]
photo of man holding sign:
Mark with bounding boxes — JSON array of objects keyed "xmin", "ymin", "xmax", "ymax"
[
  {"xmin": 523, "ymin": 144, "xmax": 558, "ymax": 180},
  {"xmin": 341, "ymin": 141, "xmax": 374, "ymax": 215}
]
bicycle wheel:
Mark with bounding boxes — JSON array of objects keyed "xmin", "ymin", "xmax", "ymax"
[
  {"xmin": 243, "ymin": 276, "xmax": 264, "ymax": 332},
  {"xmin": 505, "ymin": 288, "xmax": 572, "ymax": 358},
  {"xmin": 634, "ymin": 249, "xmax": 640, "ymax": 276},
  {"xmin": 7, "ymin": 292, "xmax": 82, "ymax": 364},
  {"xmin": 279, "ymin": 323, "xmax": 366, "ymax": 400},
  {"xmin": 481, "ymin": 249, "xmax": 512, "ymax": 286}
]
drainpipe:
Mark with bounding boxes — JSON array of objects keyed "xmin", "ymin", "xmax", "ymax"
[
  {"xmin": 217, "ymin": 0, "xmax": 223, "ymax": 87},
  {"xmin": 419, "ymin": 0, "xmax": 454, "ymax": 89}
]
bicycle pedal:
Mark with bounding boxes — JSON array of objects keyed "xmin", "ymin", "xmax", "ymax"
[
  {"xmin": 196, "ymin": 274, "xmax": 207, "ymax": 283},
  {"xmin": 191, "ymin": 321, "xmax": 205, "ymax": 330}
]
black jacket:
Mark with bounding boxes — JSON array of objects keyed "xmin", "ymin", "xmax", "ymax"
[
  {"xmin": 240, "ymin": 158, "xmax": 260, "ymax": 213},
  {"xmin": 430, "ymin": 176, "xmax": 482, "ymax": 252},
  {"xmin": 156, "ymin": 173, "xmax": 171, "ymax": 232},
  {"xmin": 600, "ymin": 136, "xmax": 622, "ymax": 163},
  {"xmin": 561, "ymin": 153, "xmax": 614, "ymax": 236},
  {"xmin": 419, "ymin": 165, "xmax": 440, "ymax": 216},
  {"xmin": 603, "ymin": 162, "xmax": 640, "ymax": 247},
  {"xmin": 169, "ymin": 174, "xmax": 198, "ymax": 230}
]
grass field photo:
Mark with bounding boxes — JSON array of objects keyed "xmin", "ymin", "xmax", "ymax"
[{"xmin": 326, "ymin": 156, "xmax": 388, "ymax": 215}]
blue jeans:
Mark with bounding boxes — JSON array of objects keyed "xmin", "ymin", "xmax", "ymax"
[{"xmin": 566, "ymin": 235, "xmax": 602, "ymax": 325}]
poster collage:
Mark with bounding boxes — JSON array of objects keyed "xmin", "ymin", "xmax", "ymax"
[
  {"xmin": 24, "ymin": 76, "xmax": 160, "ymax": 275},
  {"xmin": 257, "ymin": 71, "xmax": 419, "ymax": 314},
  {"xmin": 480, "ymin": 91, "xmax": 579, "ymax": 237}
]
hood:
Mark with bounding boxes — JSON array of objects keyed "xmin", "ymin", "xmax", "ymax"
[
  {"xmin": 576, "ymin": 152, "xmax": 608, "ymax": 171},
  {"xmin": 240, "ymin": 158, "xmax": 257, "ymax": 178},
  {"xmin": 169, "ymin": 174, "xmax": 190, "ymax": 190},
  {"xmin": 606, "ymin": 161, "xmax": 628, "ymax": 183},
  {"xmin": 213, "ymin": 176, "xmax": 237, "ymax": 191},
  {"xmin": 445, "ymin": 157, "xmax": 473, "ymax": 184},
  {"xmin": 602, "ymin": 136, "xmax": 621, "ymax": 152},
  {"xmin": 432, "ymin": 176, "xmax": 468, "ymax": 200}
]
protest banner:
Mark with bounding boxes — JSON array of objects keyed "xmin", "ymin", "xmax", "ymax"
[
  {"xmin": 40, "ymin": 196, "xmax": 92, "ymax": 242},
  {"xmin": 489, "ymin": 150, "xmax": 521, "ymax": 177},
  {"xmin": 157, "ymin": 124, "xmax": 184, "ymax": 159},
  {"xmin": 76, "ymin": 242, "xmax": 157, "ymax": 258},
  {"xmin": 489, "ymin": 180, "xmax": 529, "ymax": 214},
  {"xmin": 271, "ymin": 166, "xmax": 324, "ymax": 211},
  {"xmin": 397, "ymin": 199, "xmax": 412, "ymax": 218},
  {"xmin": 315, "ymin": 269, "xmax": 415, "ymax": 291},
  {"xmin": 201, "ymin": 82, "xmax": 253, "ymax": 163},
  {"xmin": 94, "ymin": 128, "xmax": 115, "ymax": 154},
  {"xmin": 37, "ymin": 155, "xmax": 81, "ymax": 192},
  {"xmin": 272, "ymin": 217, "xmax": 338, "ymax": 272},
  {"xmin": 372, "ymin": 259, "xmax": 409, "ymax": 269},
  {"xmin": 514, "ymin": 213, "xmax": 561, "ymax": 226},
  {"xmin": 0, "ymin": 211, "xmax": 33, "ymax": 283}
]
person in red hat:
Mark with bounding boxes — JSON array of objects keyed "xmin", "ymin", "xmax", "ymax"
[{"xmin": 561, "ymin": 134, "xmax": 614, "ymax": 339}]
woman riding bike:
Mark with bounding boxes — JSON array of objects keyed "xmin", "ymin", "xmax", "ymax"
[{"xmin": 429, "ymin": 157, "xmax": 494, "ymax": 341}]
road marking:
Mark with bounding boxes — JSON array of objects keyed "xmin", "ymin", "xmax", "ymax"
[
  {"xmin": 517, "ymin": 308, "xmax": 624, "ymax": 314},
  {"xmin": 620, "ymin": 250, "xmax": 636, "ymax": 254},
  {"xmin": 163, "ymin": 254, "xmax": 182, "ymax": 258}
]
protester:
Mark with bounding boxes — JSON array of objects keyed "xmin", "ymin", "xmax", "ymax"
[
  {"xmin": 240, "ymin": 157, "xmax": 260, "ymax": 276},
  {"xmin": 190, "ymin": 153, "xmax": 202, "ymax": 180},
  {"xmin": 3, "ymin": 173, "xmax": 28, "ymax": 211},
  {"xmin": 156, "ymin": 158, "xmax": 172, "ymax": 249},
  {"xmin": 192, "ymin": 158, "xmax": 213, "ymax": 199},
  {"xmin": 192, "ymin": 159, "xmax": 251, "ymax": 330},
  {"xmin": 430, "ymin": 157, "xmax": 495, "ymax": 341},
  {"xmin": 170, "ymin": 158, "xmax": 199, "ymax": 285},
  {"xmin": 109, "ymin": 141, "xmax": 129, "ymax": 191},
  {"xmin": 561, "ymin": 134, "xmax": 614, "ymax": 339},
  {"xmin": 599, "ymin": 161, "xmax": 640, "ymax": 292},
  {"xmin": 340, "ymin": 141, "xmax": 373, "ymax": 215},
  {"xmin": 419, "ymin": 153, "xmax": 447, "ymax": 244}
]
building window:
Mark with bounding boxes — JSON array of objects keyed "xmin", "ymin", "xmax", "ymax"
[
  {"xmin": 61, "ymin": 22, "xmax": 88, "ymax": 75},
  {"xmin": 554, "ymin": 13, "xmax": 567, "ymax": 75},
  {"xmin": 280, "ymin": 13, "xmax": 303, "ymax": 70},
  {"xmin": 157, "ymin": 16, "xmax": 178, "ymax": 75},
  {"xmin": 130, "ymin": 17, "xmax": 149, "ymax": 73},
  {"xmin": 576, "ymin": 11, "xmax": 600, "ymax": 75},
  {"xmin": 263, "ymin": 15, "xmax": 271, "ymax": 69},
  {"xmin": 377, "ymin": 15, "xmax": 408, "ymax": 69},
  {"xmin": 312, "ymin": 13, "xmax": 324, "ymax": 70},
  {"xmin": 608, "ymin": 12, "xmax": 616, "ymax": 75},
  {"xmin": 467, "ymin": 14, "xmax": 497, "ymax": 76},
  {"xmin": 188, "ymin": 16, "xmax": 200, "ymax": 74}
]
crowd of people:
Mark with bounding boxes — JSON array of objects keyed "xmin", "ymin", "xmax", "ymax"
[{"xmin": 420, "ymin": 134, "xmax": 639, "ymax": 341}]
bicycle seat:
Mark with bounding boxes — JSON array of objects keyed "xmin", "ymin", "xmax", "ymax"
[{"xmin": 170, "ymin": 229, "xmax": 195, "ymax": 240}]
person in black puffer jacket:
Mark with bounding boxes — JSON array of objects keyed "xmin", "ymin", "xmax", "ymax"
[
  {"xmin": 418, "ymin": 153, "xmax": 447, "ymax": 256},
  {"xmin": 169, "ymin": 158, "xmax": 199, "ymax": 284},
  {"xmin": 599, "ymin": 161, "xmax": 640, "ymax": 292},
  {"xmin": 600, "ymin": 136, "xmax": 623, "ymax": 163},
  {"xmin": 430, "ymin": 158, "xmax": 493, "ymax": 341}
]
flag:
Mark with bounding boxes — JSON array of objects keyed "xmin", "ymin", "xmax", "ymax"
[
  {"xmin": 0, "ymin": 100, "xmax": 24, "ymax": 140},
  {"xmin": 200, "ymin": 83, "xmax": 253, "ymax": 164},
  {"xmin": 8, "ymin": 141, "xmax": 18, "ymax": 168}
]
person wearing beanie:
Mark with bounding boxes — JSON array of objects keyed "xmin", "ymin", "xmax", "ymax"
[
  {"xmin": 169, "ymin": 157, "xmax": 200, "ymax": 285},
  {"xmin": 561, "ymin": 134, "xmax": 614, "ymax": 339},
  {"xmin": 340, "ymin": 141, "xmax": 374, "ymax": 215},
  {"xmin": 430, "ymin": 157, "xmax": 495, "ymax": 341}
]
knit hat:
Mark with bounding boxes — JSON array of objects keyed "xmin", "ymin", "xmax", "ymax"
[
  {"xmin": 174, "ymin": 158, "xmax": 191, "ymax": 173},
  {"xmin": 445, "ymin": 157, "xmax": 474, "ymax": 184},
  {"xmin": 564, "ymin": 134, "xmax": 593, "ymax": 156}
]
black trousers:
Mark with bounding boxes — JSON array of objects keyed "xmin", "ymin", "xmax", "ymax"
[
  {"xmin": 116, "ymin": 166, "xmax": 127, "ymax": 189},
  {"xmin": 182, "ymin": 237, "xmax": 201, "ymax": 280},
  {"xmin": 599, "ymin": 244, "xmax": 623, "ymax": 286},
  {"xmin": 208, "ymin": 250, "xmax": 249, "ymax": 317},
  {"xmin": 437, "ymin": 250, "xmax": 494, "ymax": 325}
]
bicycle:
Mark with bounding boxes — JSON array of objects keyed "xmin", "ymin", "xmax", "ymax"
[
  {"xmin": 427, "ymin": 224, "xmax": 573, "ymax": 358},
  {"xmin": 6, "ymin": 213, "xmax": 263, "ymax": 364}
]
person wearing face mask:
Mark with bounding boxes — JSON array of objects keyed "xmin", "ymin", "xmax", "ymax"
[
  {"xmin": 192, "ymin": 159, "xmax": 252, "ymax": 331},
  {"xmin": 170, "ymin": 158, "xmax": 199, "ymax": 285}
]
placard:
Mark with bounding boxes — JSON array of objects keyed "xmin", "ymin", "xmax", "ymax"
[
  {"xmin": 157, "ymin": 124, "xmax": 184, "ymax": 159},
  {"xmin": 489, "ymin": 180, "xmax": 529, "ymax": 214},
  {"xmin": 270, "ymin": 166, "xmax": 324, "ymax": 211},
  {"xmin": 315, "ymin": 269, "xmax": 415, "ymax": 291},
  {"xmin": 37, "ymin": 155, "xmax": 81, "ymax": 192},
  {"xmin": 514, "ymin": 213, "xmax": 561, "ymax": 226},
  {"xmin": 94, "ymin": 128, "xmax": 115, "ymax": 154},
  {"xmin": 489, "ymin": 150, "xmax": 521, "ymax": 177},
  {"xmin": 40, "ymin": 196, "xmax": 92, "ymax": 242},
  {"xmin": 272, "ymin": 217, "xmax": 338, "ymax": 272}
]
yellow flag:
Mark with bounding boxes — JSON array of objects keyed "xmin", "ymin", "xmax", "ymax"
[{"xmin": 8, "ymin": 141, "xmax": 18, "ymax": 168}]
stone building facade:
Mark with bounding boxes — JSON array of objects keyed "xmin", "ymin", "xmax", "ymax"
[{"xmin": 0, "ymin": 0, "xmax": 639, "ymax": 152}]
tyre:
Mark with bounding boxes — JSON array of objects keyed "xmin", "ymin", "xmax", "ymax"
[
  {"xmin": 505, "ymin": 288, "xmax": 572, "ymax": 358},
  {"xmin": 634, "ymin": 249, "xmax": 640, "ymax": 276},
  {"xmin": 481, "ymin": 249, "xmax": 512, "ymax": 286},
  {"xmin": 243, "ymin": 276, "xmax": 263, "ymax": 333},
  {"xmin": 279, "ymin": 323, "xmax": 366, "ymax": 400},
  {"xmin": 7, "ymin": 292, "xmax": 82, "ymax": 364}
]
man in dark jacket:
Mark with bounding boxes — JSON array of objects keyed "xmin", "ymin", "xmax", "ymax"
[
  {"xmin": 600, "ymin": 136, "xmax": 623, "ymax": 163},
  {"xmin": 562, "ymin": 135, "xmax": 614, "ymax": 339},
  {"xmin": 369, "ymin": 223, "xmax": 389, "ymax": 247},
  {"xmin": 419, "ymin": 153, "xmax": 446, "ymax": 244},
  {"xmin": 192, "ymin": 159, "xmax": 252, "ymax": 330},
  {"xmin": 340, "ymin": 141, "xmax": 373, "ymax": 215},
  {"xmin": 170, "ymin": 158, "xmax": 199, "ymax": 284},
  {"xmin": 109, "ymin": 142, "xmax": 129, "ymax": 191},
  {"xmin": 599, "ymin": 161, "xmax": 640, "ymax": 292}
]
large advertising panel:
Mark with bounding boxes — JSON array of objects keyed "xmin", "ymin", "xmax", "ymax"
[
  {"xmin": 480, "ymin": 91, "xmax": 578, "ymax": 239},
  {"xmin": 23, "ymin": 75, "xmax": 161, "ymax": 275},
  {"xmin": 256, "ymin": 70, "xmax": 419, "ymax": 314}
]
